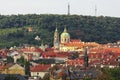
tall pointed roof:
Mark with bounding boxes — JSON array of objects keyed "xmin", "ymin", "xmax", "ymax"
[
  {"xmin": 41, "ymin": 40, "xmax": 44, "ymax": 46},
  {"xmin": 63, "ymin": 26, "xmax": 67, "ymax": 33},
  {"xmin": 84, "ymin": 48, "xmax": 88, "ymax": 57},
  {"xmin": 55, "ymin": 27, "xmax": 58, "ymax": 32},
  {"xmin": 61, "ymin": 26, "xmax": 70, "ymax": 40},
  {"xmin": 68, "ymin": 3, "xmax": 70, "ymax": 15},
  {"xmin": 84, "ymin": 48, "xmax": 89, "ymax": 68}
]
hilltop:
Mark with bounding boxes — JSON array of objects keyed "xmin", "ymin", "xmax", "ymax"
[{"xmin": 0, "ymin": 14, "xmax": 120, "ymax": 48}]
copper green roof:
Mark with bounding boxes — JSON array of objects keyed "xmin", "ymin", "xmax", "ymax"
[{"xmin": 61, "ymin": 27, "xmax": 70, "ymax": 38}]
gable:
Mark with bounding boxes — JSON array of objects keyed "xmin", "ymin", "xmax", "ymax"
[{"xmin": 8, "ymin": 64, "xmax": 24, "ymax": 70}]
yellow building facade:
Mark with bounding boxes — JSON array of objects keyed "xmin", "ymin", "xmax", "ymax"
[{"xmin": 1, "ymin": 64, "xmax": 25, "ymax": 75}]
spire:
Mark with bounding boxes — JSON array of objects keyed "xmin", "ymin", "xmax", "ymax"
[
  {"xmin": 63, "ymin": 26, "xmax": 67, "ymax": 33},
  {"xmin": 68, "ymin": 3, "xmax": 70, "ymax": 15},
  {"xmin": 41, "ymin": 40, "xmax": 44, "ymax": 46},
  {"xmin": 84, "ymin": 48, "xmax": 88, "ymax": 56},
  {"xmin": 84, "ymin": 48, "xmax": 89, "ymax": 68},
  {"xmin": 54, "ymin": 25, "xmax": 59, "ymax": 52},
  {"xmin": 55, "ymin": 27, "xmax": 58, "ymax": 32},
  {"xmin": 40, "ymin": 40, "xmax": 45, "ymax": 51},
  {"xmin": 55, "ymin": 22, "xmax": 58, "ymax": 32},
  {"xmin": 95, "ymin": 5, "xmax": 97, "ymax": 16}
]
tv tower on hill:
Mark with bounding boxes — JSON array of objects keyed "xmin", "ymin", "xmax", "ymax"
[
  {"xmin": 68, "ymin": 3, "xmax": 70, "ymax": 15},
  {"xmin": 95, "ymin": 5, "xmax": 97, "ymax": 16}
]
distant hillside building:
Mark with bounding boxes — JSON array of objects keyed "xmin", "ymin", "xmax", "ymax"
[
  {"xmin": 28, "ymin": 27, "xmax": 33, "ymax": 32},
  {"xmin": 53, "ymin": 27, "xmax": 100, "ymax": 52}
]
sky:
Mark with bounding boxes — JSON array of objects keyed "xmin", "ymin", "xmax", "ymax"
[{"xmin": 0, "ymin": 0, "xmax": 120, "ymax": 17}]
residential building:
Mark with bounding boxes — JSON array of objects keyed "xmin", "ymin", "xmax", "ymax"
[
  {"xmin": 30, "ymin": 64, "xmax": 51, "ymax": 78},
  {"xmin": 0, "ymin": 64, "xmax": 25, "ymax": 75}
]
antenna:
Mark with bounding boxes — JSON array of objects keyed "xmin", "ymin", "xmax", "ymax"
[
  {"xmin": 68, "ymin": 3, "xmax": 70, "ymax": 15},
  {"xmin": 95, "ymin": 5, "xmax": 97, "ymax": 16}
]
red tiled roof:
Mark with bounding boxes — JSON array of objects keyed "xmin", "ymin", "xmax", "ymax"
[
  {"xmin": 89, "ymin": 48, "xmax": 120, "ymax": 54},
  {"xmin": 62, "ymin": 42, "xmax": 84, "ymax": 47},
  {"xmin": 66, "ymin": 58, "xmax": 84, "ymax": 65},
  {"xmin": 0, "ymin": 49, "xmax": 7, "ymax": 57},
  {"xmin": 88, "ymin": 47, "xmax": 120, "ymax": 66},
  {"xmin": 70, "ymin": 39, "xmax": 81, "ymax": 42},
  {"xmin": 61, "ymin": 41, "xmax": 100, "ymax": 47},
  {"xmin": 30, "ymin": 64, "xmax": 51, "ymax": 72},
  {"xmin": 42, "ymin": 52, "xmax": 71, "ymax": 58},
  {"xmin": 45, "ymin": 48, "xmax": 54, "ymax": 52},
  {"xmin": 0, "ymin": 64, "xmax": 12, "ymax": 70},
  {"xmin": 22, "ymin": 47, "xmax": 43, "ymax": 53}
]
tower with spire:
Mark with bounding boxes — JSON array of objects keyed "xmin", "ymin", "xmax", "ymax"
[
  {"xmin": 84, "ymin": 48, "xmax": 89, "ymax": 68},
  {"xmin": 68, "ymin": 3, "xmax": 70, "ymax": 15},
  {"xmin": 40, "ymin": 41, "xmax": 45, "ymax": 51},
  {"xmin": 54, "ymin": 27, "xmax": 59, "ymax": 52},
  {"xmin": 95, "ymin": 5, "xmax": 97, "ymax": 16}
]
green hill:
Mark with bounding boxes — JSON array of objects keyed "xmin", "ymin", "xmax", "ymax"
[{"xmin": 0, "ymin": 14, "xmax": 120, "ymax": 48}]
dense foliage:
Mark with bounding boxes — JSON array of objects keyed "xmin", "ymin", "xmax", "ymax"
[
  {"xmin": 4, "ymin": 75, "xmax": 19, "ymax": 80},
  {"xmin": 97, "ymin": 67, "xmax": 120, "ymax": 80},
  {"xmin": 6, "ymin": 56, "xmax": 14, "ymax": 63},
  {"xmin": 0, "ymin": 14, "xmax": 120, "ymax": 48}
]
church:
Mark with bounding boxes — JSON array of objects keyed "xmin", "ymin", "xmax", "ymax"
[{"xmin": 53, "ymin": 27, "xmax": 100, "ymax": 52}]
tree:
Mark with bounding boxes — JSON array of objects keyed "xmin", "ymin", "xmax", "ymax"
[
  {"xmin": 58, "ymin": 71, "xmax": 67, "ymax": 80},
  {"xmin": 6, "ymin": 56, "xmax": 14, "ymax": 63},
  {"xmin": 43, "ymin": 73, "xmax": 50, "ymax": 80},
  {"xmin": 0, "ymin": 14, "xmax": 120, "ymax": 48},
  {"xmin": 25, "ymin": 61, "xmax": 31, "ymax": 76},
  {"xmin": 97, "ymin": 72, "xmax": 112, "ymax": 80},
  {"xmin": 70, "ymin": 52, "xmax": 79, "ymax": 59},
  {"xmin": 17, "ymin": 56, "xmax": 27, "ymax": 64},
  {"xmin": 4, "ymin": 75, "xmax": 19, "ymax": 80},
  {"xmin": 84, "ymin": 78, "xmax": 92, "ymax": 80}
]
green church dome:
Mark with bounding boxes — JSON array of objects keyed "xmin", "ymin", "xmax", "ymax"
[
  {"xmin": 61, "ymin": 32, "xmax": 70, "ymax": 38},
  {"xmin": 61, "ymin": 27, "xmax": 70, "ymax": 38}
]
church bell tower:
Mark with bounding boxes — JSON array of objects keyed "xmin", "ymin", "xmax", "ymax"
[{"xmin": 54, "ymin": 27, "xmax": 59, "ymax": 52}]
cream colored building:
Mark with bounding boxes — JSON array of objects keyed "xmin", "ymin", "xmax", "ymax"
[
  {"xmin": 30, "ymin": 64, "xmax": 51, "ymax": 78},
  {"xmin": 31, "ymin": 71, "xmax": 48, "ymax": 78}
]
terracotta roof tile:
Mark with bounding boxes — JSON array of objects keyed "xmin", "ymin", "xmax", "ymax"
[{"xmin": 30, "ymin": 64, "xmax": 51, "ymax": 72}]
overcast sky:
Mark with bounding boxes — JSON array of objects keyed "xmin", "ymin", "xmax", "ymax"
[{"xmin": 0, "ymin": 0, "xmax": 120, "ymax": 17}]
